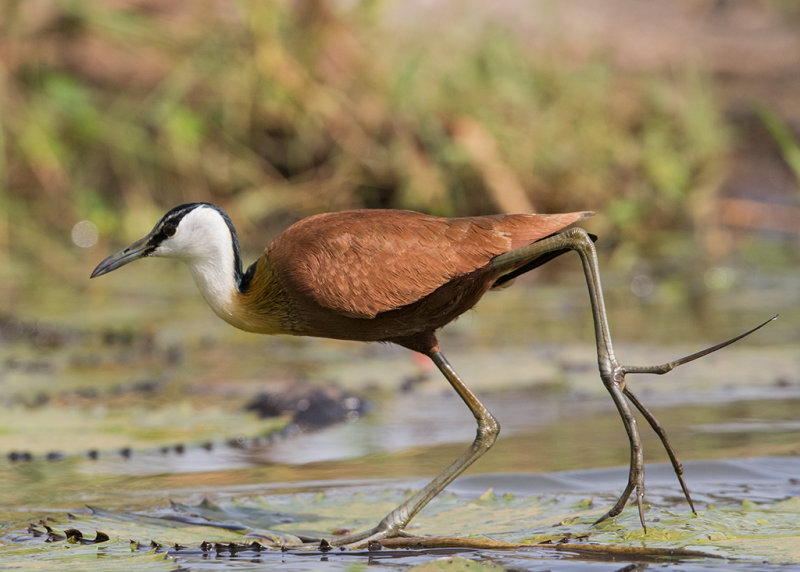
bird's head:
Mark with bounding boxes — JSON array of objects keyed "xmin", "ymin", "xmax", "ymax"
[{"xmin": 91, "ymin": 203, "xmax": 241, "ymax": 279}]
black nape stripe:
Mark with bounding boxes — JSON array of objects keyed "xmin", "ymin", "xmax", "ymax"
[
  {"xmin": 209, "ymin": 205, "xmax": 247, "ymax": 291},
  {"xmin": 239, "ymin": 261, "xmax": 257, "ymax": 293}
]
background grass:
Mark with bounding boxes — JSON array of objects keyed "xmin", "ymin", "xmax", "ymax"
[{"xmin": 0, "ymin": 0, "xmax": 797, "ymax": 279}]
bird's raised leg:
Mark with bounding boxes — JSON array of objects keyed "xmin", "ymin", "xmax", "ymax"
[
  {"xmin": 492, "ymin": 227, "xmax": 773, "ymax": 529},
  {"xmin": 329, "ymin": 350, "xmax": 499, "ymax": 548},
  {"xmin": 494, "ymin": 228, "xmax": 650, "ymax": 526}
]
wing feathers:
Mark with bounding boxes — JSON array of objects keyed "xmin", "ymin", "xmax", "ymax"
[{"xmin": 268, "ymin": 209, "xmax": 590, "ymax": 319}]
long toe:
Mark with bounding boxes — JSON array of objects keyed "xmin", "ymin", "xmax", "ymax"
[{"xmin": 328, "ymin": 521, "xmax": 414, "ymax": 550}]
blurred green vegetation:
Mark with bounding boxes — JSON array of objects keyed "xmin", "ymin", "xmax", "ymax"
[
  {"xmin": 757, "ymin": 103, "xmax": 800, "ymax": 189},
  {"xmin": 0, "ymin": 0, "xmax": 733, "ymax": 269}
]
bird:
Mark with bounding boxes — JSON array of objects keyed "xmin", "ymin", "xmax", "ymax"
[{"xmin": 91, "ymin": 202, "xmax": 772, "ymax": 547}]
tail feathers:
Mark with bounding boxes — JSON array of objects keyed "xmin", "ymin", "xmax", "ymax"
[{"xmin": 502, "ymin": 211, "xmax": 593, "ymax": 250}]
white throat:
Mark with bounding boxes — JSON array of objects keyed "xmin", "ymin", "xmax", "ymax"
[{"xmin": 153, "ymin": 206, "xmax": 240, "ymax": 322}]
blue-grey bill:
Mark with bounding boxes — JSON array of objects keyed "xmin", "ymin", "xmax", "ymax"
[{"xmin": 90, "ymin": 236, "xmax": 150, "ymax": 278}]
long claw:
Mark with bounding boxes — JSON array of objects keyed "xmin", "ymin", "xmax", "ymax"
[
  {"xmin": 593, "ymin": 480, "xmax": 634, "ymax": 525},
  {"xmin": 625, "ymin": 387, "xmax": 695, "ymax": 513},
  {"xmin": 637, "ymin": 489, "xmax": 646, "ymax": 532},
  {"xmin": 623, "ymin": 315, "xmax": 777, "ymax": 376},
  {"xmin": 329, "ymin": 524, "xmax": 414, "ymax": 550}
]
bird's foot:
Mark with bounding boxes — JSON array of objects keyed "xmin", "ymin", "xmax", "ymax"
[
  {"xmin": 328, "ymin": 522, "xmax": 413, "ymax": 551},
  {"xmin": 596, "ymin": 316, "xmax": 776, "ymax": 531},
  {"xmin": 592, "ymin": 477, "xmax": 646, "ymax": 531},
  {"xmin": 281, "ymin": 522, "xmax": 411, "ymax": 552}
]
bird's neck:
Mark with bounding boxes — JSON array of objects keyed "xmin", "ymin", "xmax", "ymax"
[
  {"xmin": 225, "ymin": 256, "xmax": 294, "ymax": 335},
  {"xmin": 169, "ymin": 209, "xmax": 291, "ymax": 334},
  {"xmin": 184, "ymin": 241, "xmax": 243, "ymax": 326},
  {"xmin": 186, "ymin": 250, "xmax": 292, "ymax": 335}
]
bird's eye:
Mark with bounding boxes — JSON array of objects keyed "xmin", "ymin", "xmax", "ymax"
[{"xmin": 163, "ymin": 221, "xmax": 177, "ymax": 237}]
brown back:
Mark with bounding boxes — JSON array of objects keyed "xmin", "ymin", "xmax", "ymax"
[{"xmin": 267, "ymin": 209, "xmax": 589, "ymax": 320}]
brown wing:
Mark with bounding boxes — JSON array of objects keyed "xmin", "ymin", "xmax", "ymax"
[{"xmin": 268, "ymin": 209, "xmax": 591, "ymax": 319}]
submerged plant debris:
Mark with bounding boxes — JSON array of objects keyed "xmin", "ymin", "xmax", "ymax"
[{"xmin": 4, "ymin": 465, "xmax": 800, "ymax": 569}]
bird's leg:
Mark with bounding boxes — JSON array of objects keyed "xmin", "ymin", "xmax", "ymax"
[
  {"xmin": 492, "ymin": 228, "xmax": 773, "ymax": 529},
  {"xmin": 329, "ymin": 350, "xmax": 499, "ymax": 549},
  {"xmin": 495, "ymin": 228, "xmax": 649, "ymax": 526}
]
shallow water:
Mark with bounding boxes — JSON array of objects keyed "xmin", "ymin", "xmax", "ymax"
[
  {"xmin": 1, "ymin": 263, "xmax": 798, "ymax": 569},
  {"xmin": 2, "ymin": 371, "xmax": 799, "ymax": 570},
  {"xmin": 2, "ymin": 454, "xmax": 799, "ymax": 570}
]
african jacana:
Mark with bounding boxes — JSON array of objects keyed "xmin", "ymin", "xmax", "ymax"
[{"xmin": 91, "ymin": 203, "xmax": 771, "ymax": 547}]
